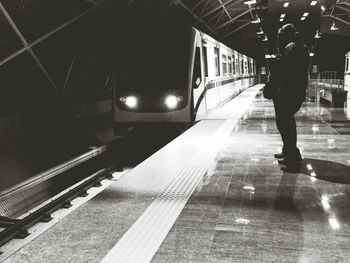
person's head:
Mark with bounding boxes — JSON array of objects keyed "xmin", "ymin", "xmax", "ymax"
[{"xmin": 277, "ymin": 23, "xmax": 297, "ymax": 52}]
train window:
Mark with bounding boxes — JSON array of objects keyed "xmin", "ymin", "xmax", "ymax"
[
  {"xmin": 228, "ymin": 56, "xmax": 232, "ymax": 75},
  {"xmin": 232, "ymin": 55, "xmax": 235, "ymax": 74},
  {"xmin": 346, "ymin": 58, "xmax": 349, "ymax": 72},
  {"xmin": 203, "ymin": 46, "xmax": 208, "ymax": 77},
  {"xmin": 241, "ymin": 60, "xmax": 244, "ymax": 74},
  {"xmin": 214, "ymin": 47, "xmax": 220, "ymax": 76},
  {"xmin": 222, "ymin": 54, "xmax": 227, "ymax": 75}
]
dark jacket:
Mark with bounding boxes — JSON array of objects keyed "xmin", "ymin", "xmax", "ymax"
[{"xmin": 275, "ymin": 42, "xmax": 309, "ymax": 102}]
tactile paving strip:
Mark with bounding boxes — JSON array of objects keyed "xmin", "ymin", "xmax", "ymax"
[{"xmin": 101, "ymin": 85, "xmax": 262, "ymax": 263}]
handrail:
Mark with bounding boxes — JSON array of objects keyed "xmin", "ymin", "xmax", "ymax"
[{"xmin": 0, "ymin": 146, "xmax": 107, "ymax": 200}]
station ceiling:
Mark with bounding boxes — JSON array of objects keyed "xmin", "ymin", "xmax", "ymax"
[{"xmin": 158, "ymin": 0, "xmax": 350, "ymax": 70}]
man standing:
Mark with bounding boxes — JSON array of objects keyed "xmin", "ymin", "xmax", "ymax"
[{"xmin": 272, "ymin": 24, "xmax": 309, "ymax": 170}]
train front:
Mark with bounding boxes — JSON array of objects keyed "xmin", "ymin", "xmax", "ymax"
[{"xmin": 114, "ymin": 8, "xmax": 194, "ymax": 126}]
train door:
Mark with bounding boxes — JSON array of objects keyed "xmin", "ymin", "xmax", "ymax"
[{"xmin": 192, "ymin": 44, "xmax": 206, "ymax": 122}]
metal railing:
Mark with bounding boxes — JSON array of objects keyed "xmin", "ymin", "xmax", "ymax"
[{"xmin": 307, "ymin": 78, "xmax": 348, "ymax": 106}]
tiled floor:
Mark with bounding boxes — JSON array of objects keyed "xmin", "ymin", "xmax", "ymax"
[
  {"xmin": 152, "ymin": 94, "xmax": 350, "ymax": 262},
  {"xmin": 3, "ymin": 88, "xmax": 350, "ymax": 263}
]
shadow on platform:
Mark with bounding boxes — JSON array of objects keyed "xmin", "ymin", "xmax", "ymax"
[{"xmin": 283, "ymin": 158, "xmax": 350, "ymax": 184}]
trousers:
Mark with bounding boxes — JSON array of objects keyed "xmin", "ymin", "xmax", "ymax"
[{"xmin": 273, "ymin": 96, "xmax": 303, "ymax": 160}]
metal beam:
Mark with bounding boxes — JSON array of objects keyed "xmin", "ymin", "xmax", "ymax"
[
  {"xmin": 334, "ymin": 15, "xmax": 350, "ymax": 26},
  {"xmin": 336, "ymin": 4, "xmax": 350, "ymax": 12},
  {"xmin": 211, "ymin": 9, "xmax": 251, "ymax": 33},
  {"xmin": 192, "ymin": 0, "xmax": 207, "ymax": 12},
  {"xmin": 179, "ymin": 2, "xmax": 213, "ymax": 31},
  {"xmin": 222, "ymin": 21, "xmax": 251, "ymax": 39},
  {"xmin": 200, "ymin": 0, "xmax": 234, "ymax": 19},
  {"xmin": 218, "ymin": 0, "xmax": 232, "ymax": 20}
]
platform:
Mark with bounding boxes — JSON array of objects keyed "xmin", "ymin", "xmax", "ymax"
[{"xmin": 2, "ymin": 85, "xmax": 350, "ymax": 263}]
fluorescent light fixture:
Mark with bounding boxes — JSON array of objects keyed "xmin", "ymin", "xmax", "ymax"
[
  {"xmin": 310, "ymin": 53, "xmax": 314, "ymax": 57},
  {"xmin": 280, "ymin": 14, "xmax": 286, "ymax": 18},
  {"xmin": 283, "ymin": 2, "xmax": 289, "ymax": 7},
  {"xmin": 310, "ymin": 0, "xmax": 317, "ymax": 6},
  {"xmin": 314, "ymin": 30, "xmax": 321, "ymax": 38},
  {"xmin": 256, "ymin": 29, "xmax": 264, "ymax": 35},
  {"xmin": 265, "ymin": 54, "xmax": 271, "ymax": 58},
  {"xmin": 301, "ymin": 16, "xmax": 306, "ymax": 20},
  {"xmin": 244, "ymin": 0, "xmax": 256, "ymax": 4},
  {"xmin": 303, "ymin": 12, "xmax": 309, "ymax": 17},
  {"xmin": 280, "ymin": 18, "xmax": 284, "ymax": 22},
  {"xmin": 251, "ymin": 17, "xmax": 261, "ymax": 23},
  {"xmin": 330, "ymin": 21, "xmax": 339, "ymax": 30}
]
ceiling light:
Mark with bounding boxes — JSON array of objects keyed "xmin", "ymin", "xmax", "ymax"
[
  {"xmin": 262, "ymin": 36, "xmax": 268, "ymax": 41},
  {"xmin": 321, "ymin": 5, "xmax": 326, "ymax": 13},
  {"xmin": 330, "ymin": 21, "xmax": 339, "ymax": 30},
  {"xmin": 310, "ymin": 0, "xmax": 317, "ymax": 6},
  {"xmin": 256, "ymin": 28, "xmax": 264, "ymax": 35},
  {"xmin": 310, "ymin": 53, "xmax": 314, "ymax": 57},
  {"xmin": 301, "ymin": 17, "xmax": 306, "ymax": 20},
  {"xmin": 283, "ymin": 2, "xmax": 289, "ymax": 7},
  {"xmin": 280, "ymin": 14, "xmax": 286, "ymax": 18},
  {"xmin": 251, "ymin": 17, "xmax": 261, "ymax": 23},
  {"xmin": 244, "ymin": 0, "xmax": 256, "ymax": 4},
  {"xmin": 314, "ymin": 30, "xmax": 321, "ymax": 38},
  {"xmin": 280, "ymin": 18, "xmax": 284, "ymax": 22},
  {"xmin": 303, "ymin": 12, "xmax": 309, "ymax": 17}
]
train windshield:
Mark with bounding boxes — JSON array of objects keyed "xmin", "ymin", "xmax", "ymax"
[{"xmin": 117, "ymin": 7, "xmax": 192, "ymax": 95}]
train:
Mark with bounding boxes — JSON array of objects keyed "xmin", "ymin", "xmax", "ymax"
[
  {"xmin": 114, "ymin": 21, "xmax": 256, "ymax": 130},
  {"xmin": 345, "ymin": 51, "xmax": 350, "ymax": 92}
]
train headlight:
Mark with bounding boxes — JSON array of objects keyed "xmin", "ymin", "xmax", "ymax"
[
  {"xmin": 165, "ymin": 95, "xmax": 183, "ymax": 109},
  {"xmin": 120, "ymin": 96, "xmax": 137, "ymax": 108}
]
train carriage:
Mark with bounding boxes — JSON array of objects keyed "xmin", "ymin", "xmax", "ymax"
[{"xmin": 114, "ymin": 24, "xmax": 256, "ymax": 129}]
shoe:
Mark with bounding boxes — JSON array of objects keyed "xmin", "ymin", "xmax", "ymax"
[{"xmin": 274, "ymin": 153, "xmax": 284, "ymax": 159}]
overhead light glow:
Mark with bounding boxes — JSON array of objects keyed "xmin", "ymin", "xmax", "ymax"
[
  {"xmin": 262, "ymin": 36, "xmax": 268, "ymax": 41},
  {"xmin": 303, "ymin": 12, "xmax": 309, "ymax": 17},
  {"xmin": 256, "ymin": 29, "xmax": 264, "ymax": 35},
  {"xmin": 314, "ymin": 30, "xmax": 321, "ymax": 38},
  {"xmin": 301, "ymin": 16, "xmax": 306, "ymax": 20},
  {"xmin": 330, "ymin": 21, "xmax": 339, "ymax": 30},
  {"xmin": 252, "ymin": 17, "xmax": 261, "ymax": 24},
  {"xmin": 244, "ymin": 0, "xmax": 256, "ymax": 4},
  {"xmin": 321, "ymin": 5, "xmax": 326, "ymax": 12},
  {"xmin": 280, "ymin": 14, "xmax": 286, "ymax": 18},
  {"xmin": 310, "ymin": 53, "xmax": 314, "ymax": 57},
  {"xmin": 283, "ymin": 2, "xmax": 289, "ymax": 7},
  {"xmin": 280, "ymin": 18, "xmax": 284, "ymax": 22},
  {"xmin": 310, "ymin": 0, "xmax": 317, "ymax": 6}
]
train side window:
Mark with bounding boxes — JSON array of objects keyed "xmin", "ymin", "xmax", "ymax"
[
  {"xmin": 203, "ymin": 46, "xmax": 208, "ymax": 77},
  {"xmin": 214, "ymin": 47, "xmax": 220, "ymax": 76},
  {"xmin": 222, "ymin": 54, "xmax": 227, "ymax": 76},
  {"xmin": 228, "ymin": 56, "xmax": 232, "ymax": 75},
  {"xmin": 241, "ymin": 60, "xmax": 244, "ymax": 74},
  {"xmin": 193, "ymin": 47, "xmax": 202, "ymax": 89},
  {"xmin": 346, "ymin": 58, "xmax": 349, "ymax": 72},
  {"xmin": 232, "ymin": 55, "xmax": 235, "ymax": 74}
]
